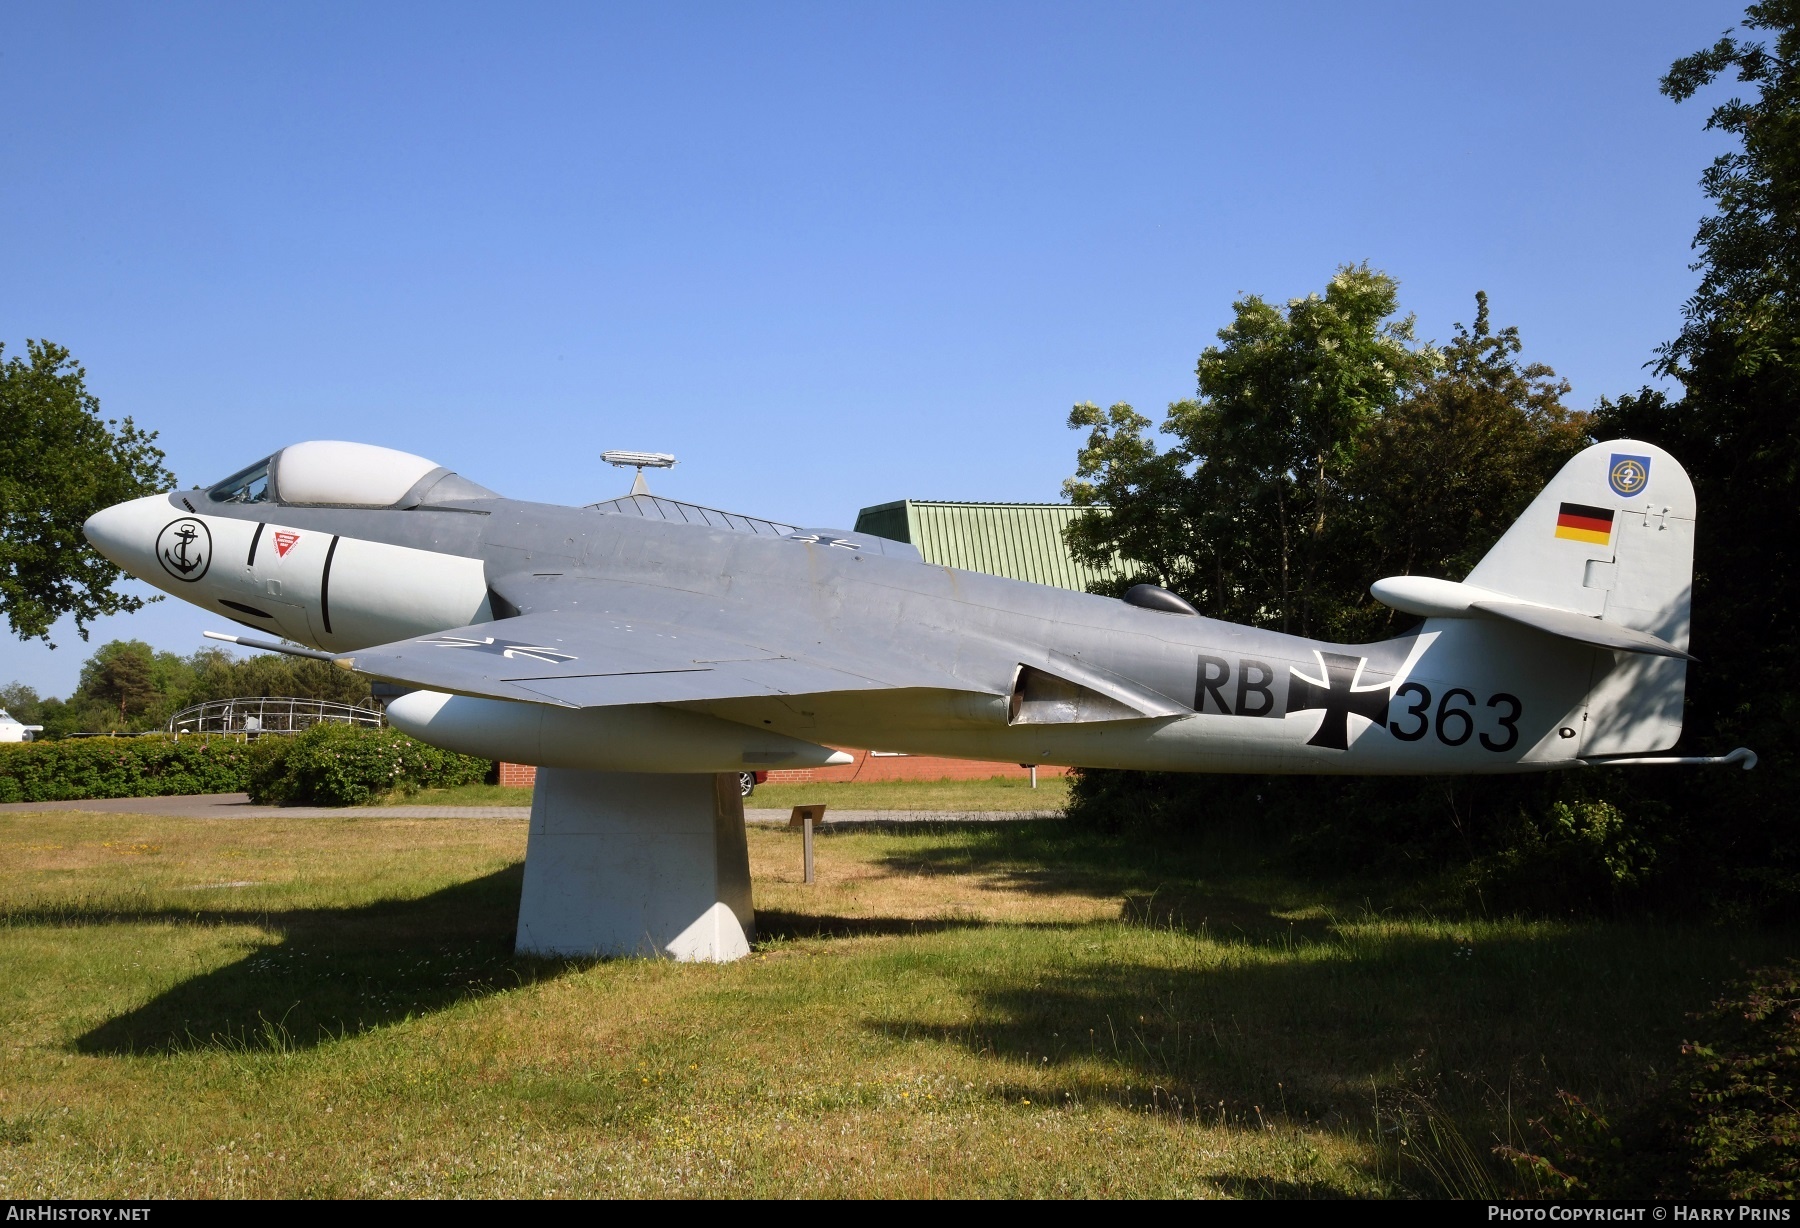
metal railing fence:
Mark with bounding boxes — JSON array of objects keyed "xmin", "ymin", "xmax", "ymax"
[{"xmin": 165, "ymin": 697, "xmax": 384, "ymax": 736}]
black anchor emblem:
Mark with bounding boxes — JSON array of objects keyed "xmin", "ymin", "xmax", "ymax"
[{"xmin": 156, "ymin": 518, "xmax": 212, "ymax": 583}]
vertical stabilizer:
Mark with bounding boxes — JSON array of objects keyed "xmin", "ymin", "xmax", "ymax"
[{"xmin": 1463, "ymin": 440, "xmax": 1695, "ymax": 756}]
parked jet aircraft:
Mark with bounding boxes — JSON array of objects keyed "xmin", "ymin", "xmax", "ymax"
[{"xmin": 81, "ymin": 437, "xmax": 1748, "ymax": 777}]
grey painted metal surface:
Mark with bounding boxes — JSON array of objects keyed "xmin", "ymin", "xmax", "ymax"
[{"xmin": 82, "ymin": 437, "xmax": 1730, "ymax": 780}]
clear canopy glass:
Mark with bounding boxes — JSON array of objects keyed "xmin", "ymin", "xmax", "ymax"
[{"xmin": 206, "ymin": 458, "xmax": 274, "ymax": 504}]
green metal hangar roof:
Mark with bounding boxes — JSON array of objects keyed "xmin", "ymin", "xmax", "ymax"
[{"xmin": 854, "ymin": 500, "xmax": 1125, "ymax": 593}]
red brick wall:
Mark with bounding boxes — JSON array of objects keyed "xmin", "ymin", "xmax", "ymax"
[
  {"xmin": 498, "ymin": 762, "xmax": 538, "ymax": 788},
  {"xmin": 497, "ymin": 752, "xmax": 1063, "ymax": 788},
  {"xmin": 763, "ymin": 749, "xmax": 1067, "ymax": 784}
]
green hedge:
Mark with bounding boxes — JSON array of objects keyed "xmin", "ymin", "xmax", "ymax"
[
  {"xmin": 0, "ymin": 725, "xmax": 490, "ymax": 807},
  {"xmin": 245, "ymin": 723, "xmax": 490, "ymax": 806},
  {"xmin": 0, "ymin": 735, "xmax": 264, "ymax": 803}
]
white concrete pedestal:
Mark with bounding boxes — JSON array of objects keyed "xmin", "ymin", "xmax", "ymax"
[{"xmin": 515, "ymin": 769, "xmax": 754, "ymax": 961}]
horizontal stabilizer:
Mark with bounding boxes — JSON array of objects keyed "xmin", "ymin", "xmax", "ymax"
[
  {"xmin": 1369, "ymin": 575, "xmax": 1692, "ymax": 660},
  {"xmin": 1468, "ymin": 600, "xmax": 1693, "ymax": 660}
]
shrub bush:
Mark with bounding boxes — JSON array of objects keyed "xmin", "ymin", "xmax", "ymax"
[
  {"xmin": 1513, "ymin": 960, "xmax": 1800, "ymax": 1199},
  {"xmin": 0, "ymin": 725, "xmax": 490, "ymax": 806},
  {"xmin": 1063, "ymin": 766, "xmax": 1665, "ymax": 915},
  {"xmin": 244, "ymin": 722, "xmax": 489, "ymax": 806},
  {"xmin": 1638, "ymin": 959, "xmax": 1800, "ymax": 1199},
  {"xmin": 0, "ymin": 735, "xmax": 260, "ymax": 803}
]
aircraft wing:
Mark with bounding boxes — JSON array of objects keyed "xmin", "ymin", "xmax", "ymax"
[{"xmin": 338, "ymin": 608, "xmax": 987, "ymax": 709}]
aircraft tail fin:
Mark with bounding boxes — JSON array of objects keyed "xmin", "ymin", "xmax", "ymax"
[{"xmin": 1462, "ymin": 439, "xmax": 1694, "ymax": 756}]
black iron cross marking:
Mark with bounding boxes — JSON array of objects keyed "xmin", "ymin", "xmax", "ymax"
[
  {"xmin": 787, "ymin": 533, "xmax": 860, "ymax": 550},
  {"xmin": 422, "ymin": 635, "xmax": 577, "ymax": 665},
  {"xmin": 1286, "ymin": 651, "xmax": 1390, "ymax": 750}
]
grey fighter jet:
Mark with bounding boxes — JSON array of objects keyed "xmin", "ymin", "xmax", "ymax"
[
  {"xmin": 83, "ymin": 438, "xmax": 1742, "ymax": 777},
  {"xmin": 80, "ymin": 438, "xmax": 1746, "ymax": 961}
]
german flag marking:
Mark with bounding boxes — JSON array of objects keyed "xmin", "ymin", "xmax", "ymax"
[{"xmin": 1555, "ymin": 501, "xmax": 1614, "ymax": 545}]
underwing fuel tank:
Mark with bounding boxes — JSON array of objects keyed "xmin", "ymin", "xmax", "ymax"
[{"xmin": 384, "ymin": 690, "xmax": 855, "ymax": 774}]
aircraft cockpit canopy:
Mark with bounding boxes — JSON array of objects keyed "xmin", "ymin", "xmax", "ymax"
[
  {"xmin": 205, "ymin": 441, "xmax": 498, "ymax": 508},
  {"xmin": 208, "ymin": 457, "xmax": 274, "ymax": 505}
]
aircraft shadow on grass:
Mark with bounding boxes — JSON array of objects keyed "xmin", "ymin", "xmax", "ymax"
[
  {"xmin": 838, "ymin": 827, "xmax": 1673, "ymax": 1193},
  {"xmin": 862, "ymin": 826, "xmax": 1340, "ymax": 941},
  {"xmin": 61, "ymin": 870, "xmax": 1010, "ymax": 1054},
  {"xmin": 61, "ymin": 857, "xmax": 1015, "ymax": 1054},
  {"xmin": 859, "ymin": 925, "xmax": 1579, "ymax": 1198},
  {"xmin": 754, "ymin": 911, "xmax": 994, "ymax": 940},
  {"xmin": 67, "ymin": 864, "xmax": 562, "ymax": 1055}
]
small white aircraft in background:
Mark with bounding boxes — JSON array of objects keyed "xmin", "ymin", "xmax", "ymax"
[{"xmin": 0, "ymin": 710, "xmax": 43, "ymax": 742}]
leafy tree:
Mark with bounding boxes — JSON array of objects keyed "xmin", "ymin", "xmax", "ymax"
[
  {"xmin": 1064, "ymin": 273, "xmax": 1585, "ymax": 643},
  {"xmin": 1588, "ymin": 0, "xmax": 1800, "ymax": 916},
  {"xmin": 0, "ymin": 682, "xmax": 42, "ymax": 726},
  {"xmin": 23, "ymin": 640, "xmax": 375, "ymax": 735},
  {"xmin": 0, "ymin": 340, "xmax": 175, "ymax": 645},
  {"xmin": 78, "ymin": 640, "xmax": 161, "ymax": 724},
  {"xmin": 1061, "ymin": 281, "xmax": 1645, "ymax": 897},
  {"xmin": 31, "ymin": 696, "xmax": 85, "ymax": 740},
  {"xmin": 1335, "ymin": 291, "xmax": 1592, "ymax": 638},
  {"xmin": 1067, "ymin": 1, "xmax": 1800, "ymax": 924},
  {"xmin": 1066, "ymin": 265, "xmax": 1435, "ymax": 637},
  {"xmin": 179, "ymin": 646, "xmax": 371, "ymax": 709},
  {"xmin": 1657, "ymin": 3, "xmax": 1800, "ymax": 379}
]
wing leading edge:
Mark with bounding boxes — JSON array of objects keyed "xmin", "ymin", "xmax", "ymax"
[
  {"xmin": 335, "ymin": 615, "xmax": 1191, "ymax": 724},
  {"xmin": 336, "ymin": 608, "xmax": 972, "ymax": 708},
  {"xmin": 337, "ymin": 570, "xmax": 1192, "ymax": 721}
]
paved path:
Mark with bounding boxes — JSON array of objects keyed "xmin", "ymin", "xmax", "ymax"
[
  {"xmin": 0, "ymin": 793, "xmax": 526, "ymax": 819},
  {"xmin": 0, "ymin": 793, "xmax": 1053, "ymax": 824},
  {"xmin": 749, "ymin": 809, "xmax": 1053, "ymax": 825}
]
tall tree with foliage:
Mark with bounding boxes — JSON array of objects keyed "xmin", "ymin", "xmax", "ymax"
[
  {"xmin": 1591, "ymin": 0, "xmax": 1800, "ymax": 915},
  {"xmin": 1065, "ymin": 264, "xmax": 1435, "ymax": 637},
  {"xmin": 0, "ymin": 340, "xmax": 174, "ymax": 645},
  {"xmin": 1061, "ymin": 280, "xmax": 1643, "ymax": 901},
  {"xmin": 1067, "ymin": 282, "xmax": 1586, "ymax": 645},
  {"xmin": 80, "ymin": 640, "xmax": 160, "ymax": 723},
  {"xmin": 1336, "ymin": 291, "xmax": 1591, "ymax": 639},
  {"xmin": 0, "ymin": 683, "xmax": 42, "ymax": 726},
  {"xmin": 7, "ymin": 640, "xmax": 376, "ymax": 736}
]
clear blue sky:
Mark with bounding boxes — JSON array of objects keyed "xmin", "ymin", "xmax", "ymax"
[{"xmin": 0, "ymin": 1, "xmax": 1745, "ymax": 697}]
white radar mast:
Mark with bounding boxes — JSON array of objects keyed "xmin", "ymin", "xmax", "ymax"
[{"xmin": 601, "ymin": 450, "xmax": 677, "ymax": 496}]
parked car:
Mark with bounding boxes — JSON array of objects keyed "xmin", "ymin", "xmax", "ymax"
[{"xmin": 737, "ymin": 771, "xmax": 768, "ymax": 798}]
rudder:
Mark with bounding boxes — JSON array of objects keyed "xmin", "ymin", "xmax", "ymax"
[{"xmin": 1464, "ymin": 440, "xmax": 1694, "ymax": 756}]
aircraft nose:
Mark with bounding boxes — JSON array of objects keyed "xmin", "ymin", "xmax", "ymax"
[{"xmin": 83, "ymin": 495, "xmax": 176, "ymax": 576}]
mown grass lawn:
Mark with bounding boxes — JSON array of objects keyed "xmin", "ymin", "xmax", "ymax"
[
  {"xmin": 0, "ymin": 809, "xmax": 1785, "ymax": 1198},
  {"xmin": 388, "ymin": 775, "xmax": 1069, "ymax": 812},
  {"xmin": 750, "ymin": 775, "xmax": 1068, "ymax": 812}
]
